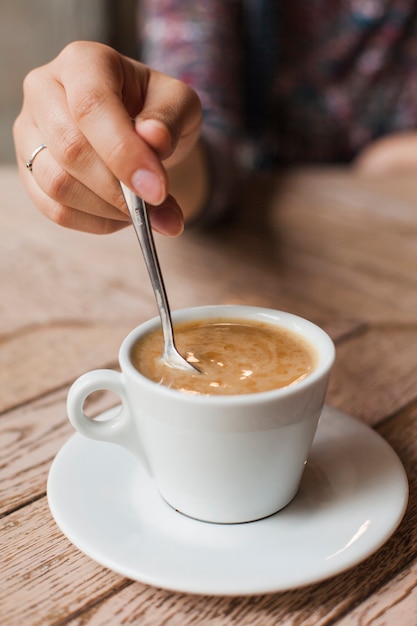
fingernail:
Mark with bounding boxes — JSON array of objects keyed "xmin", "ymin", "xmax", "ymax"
[
  {"xmin": 136, "ymin": 118, "xmax": 168, "ymax": 134},
  {"xmin": 132, "ymin": 168, "xmax": 164, "ymax": 205},
  {"xmin": 150, "ymin": 205, "xmax": 184, "ymax": 237},
  {"xmin": 135, "ymin": 119, "xmax": 173, "ymax": 157}
]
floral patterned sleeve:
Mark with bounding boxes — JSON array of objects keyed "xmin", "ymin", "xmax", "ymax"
[{"xmin": 138, "ymin": 0, "xmax": 243, "ymax": 225}]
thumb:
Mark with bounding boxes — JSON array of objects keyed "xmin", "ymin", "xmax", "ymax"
[
  {"xmin": 133, "ymin": 70, "xmax": 202, "ymax": 167},
  {"xmin": 134, "ymin": 118, "xmax": 173, "ymax": 160}
]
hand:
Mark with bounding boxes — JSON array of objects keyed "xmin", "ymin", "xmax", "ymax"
[
  {"xmin": 13, "ymin": 41, "xmax": 202, "ymax": 235},
  {"xmin": 354, "ymin": 131, "xmax": 417, "ymax": 176}
]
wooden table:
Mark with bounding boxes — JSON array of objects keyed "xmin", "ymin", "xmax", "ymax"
[{"xmin": 1, "ymin": 165, "xmax": 416, "ymax": 625}]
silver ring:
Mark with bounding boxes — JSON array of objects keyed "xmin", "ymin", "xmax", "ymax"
[{"xmin": 26, "ymin": 143, "xmax": 47, "ymax": 172}]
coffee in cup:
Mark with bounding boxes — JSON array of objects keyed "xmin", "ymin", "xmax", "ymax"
[{"xmin": 131, "ymin": 317, "xmax": 317, "ymax": 395}]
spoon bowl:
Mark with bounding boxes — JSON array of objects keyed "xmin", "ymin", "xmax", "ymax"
[{"xmin": 120, "ymin": 182, "xmax": 199, "ymax": 373}]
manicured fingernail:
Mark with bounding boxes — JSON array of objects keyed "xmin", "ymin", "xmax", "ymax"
[
  {"xmin": 132, "ymin": 169, "xmax": 164, "ymax": 204},
  {"xmin": 151, "ymin": 205, "xmax": 184, "ymax": 237}
]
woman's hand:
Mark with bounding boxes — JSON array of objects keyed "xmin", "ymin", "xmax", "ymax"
[
  {"xmin": 355, "ymin": 131, "xmax": 417, "ymax": 177},
  {"xmin": 13, "ymin": 41, "xmax": 202, "ymax": 235}
]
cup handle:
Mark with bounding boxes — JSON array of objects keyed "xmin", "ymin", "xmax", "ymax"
[{"xmin": 66, "ymin": 369, "xmax": 140, "ymax": 458}]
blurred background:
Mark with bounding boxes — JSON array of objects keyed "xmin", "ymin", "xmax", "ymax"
[{"xmin": 0, "ymin": 0, "xmax": 137, "ymax": 163}]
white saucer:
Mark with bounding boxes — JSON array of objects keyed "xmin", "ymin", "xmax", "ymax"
[{"xmin": 47, "ymin": 406, "xmax": 408, "ymax": 596}]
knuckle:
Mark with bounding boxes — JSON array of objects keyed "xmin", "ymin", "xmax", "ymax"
[
  {"xmin": 60, "ymin": 43, "xmax": 119, "ymax": 125},
  {"xmin": 49, "ymin": 203, "xmax": 74, "ymax": 229},
  {"xmin": 43, "ymin": 165, "xmax": 73, "ymax": 203},
  {"xmin": 22, "ymin": 67, "xmax": 44, "ymax": 97},
  {"xmin": 12, "ymin": 115, "xmax": 22, "ymax": 141},
  {"xmin": 150, "ymin": 78, "xmax": 202, "ymax": 148},
  {"xmin": 58, "ymin": 40, "xmax": 91, "ymax": 64},
  {"xmin": 70, "ymin": 86, "xmax": 104, "ymax": 124},
  {"xmin": 97, "ymin": 219, "xmax": 128, "ymax": 235},
  {"xmin": 187, "ymin": 88, "xmax": 202, "ymax": 118},
  {"xmin": 50, "ymin": 203, "xmax": 125, "ymax": 234},
  {"xmin": 57, "ymin": 127, "xmax": 85, "ymax": 166},
  {"xmin": 172, "ymin": 77, "xmax": 202, "ymax": 114},
  {"xmin": 106, "ymin": 134, "xmax": 129, "ymax": 164}
]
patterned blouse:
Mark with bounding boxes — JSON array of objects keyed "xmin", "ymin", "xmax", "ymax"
[{"xmin": 138, "ymin": 0, "xmax": 417, "ymax": 219}]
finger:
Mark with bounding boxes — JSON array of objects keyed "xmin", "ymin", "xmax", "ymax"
[
  {"xmin": 55, "ymin": 42, "xmax": 168, "ymax": 206},
  {"xmin": 134, "ymin": 70, "xmax": 202, "ymax": 168},
  {"xmin": 15, "ymin": 118, "xmax": 183, "ymax": 236},
  {"xmin": 22, "ymin": 139, "xmax": 129, "ymax": 222},
  {"xmin": 147, "ymin": 195, "xmax": 184, "ymax": 236},
  {"xmin": 15, "ymin": 42, "xmax": 189, "ymax": 235},
  {"xmin": 20, "ymin": 63, "xmax": 127, "ymax": 216},
  {"xmin": 14, "ymin": 100, "xmax": 130, "ymax": 227},
  {"xmin": 16, "ymin": 152, "xmax": 129, "ymax": 234},
  {"xmin": 16, "ymin": 116, "xmax": 183, "ymax": 236},
  {"xmin": 57, "ymin": 42, "xmax": 200, "ymax": 205},
  {"xmin": 355, "ymin": 132, "xmax": 417, "ymax": 175}
]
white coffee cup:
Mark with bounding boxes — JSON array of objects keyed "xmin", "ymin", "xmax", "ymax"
[{"xmin": 67, "ymin": 305, "xmax": 335, "ymax": 524}]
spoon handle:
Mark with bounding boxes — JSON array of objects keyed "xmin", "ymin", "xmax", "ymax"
[
  {"xmin": 120, "ymin": 183, "xmax": 175, "ymax": 345},
  {"xmin": 120, "ymin": 182, "xmax": 196, "ymax": 371}
]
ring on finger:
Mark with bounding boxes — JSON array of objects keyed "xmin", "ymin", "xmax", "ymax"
[{"xmin": 26, "ymin": 143, "xmax": 47, "ymax": 172}]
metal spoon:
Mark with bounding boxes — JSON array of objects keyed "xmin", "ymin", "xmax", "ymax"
[{"xmin": 120, "ymin": 182, "xmax": 198, "ymax": 372}]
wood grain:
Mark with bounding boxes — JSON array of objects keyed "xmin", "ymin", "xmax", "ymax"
[
  {"xmin": 328, "ymin": 324, "xmax": 417, "ymax": 424},
  {"xmin": 1, "ymin": 166, "xmax": 416, "ymax": 625},
  {"xmin": 0, "ymin": 498, "xmax": 126, "ymax": 626},
  {"xmin": 0, "ymin": 389, "xmax": 118, "ymax": 517}
]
